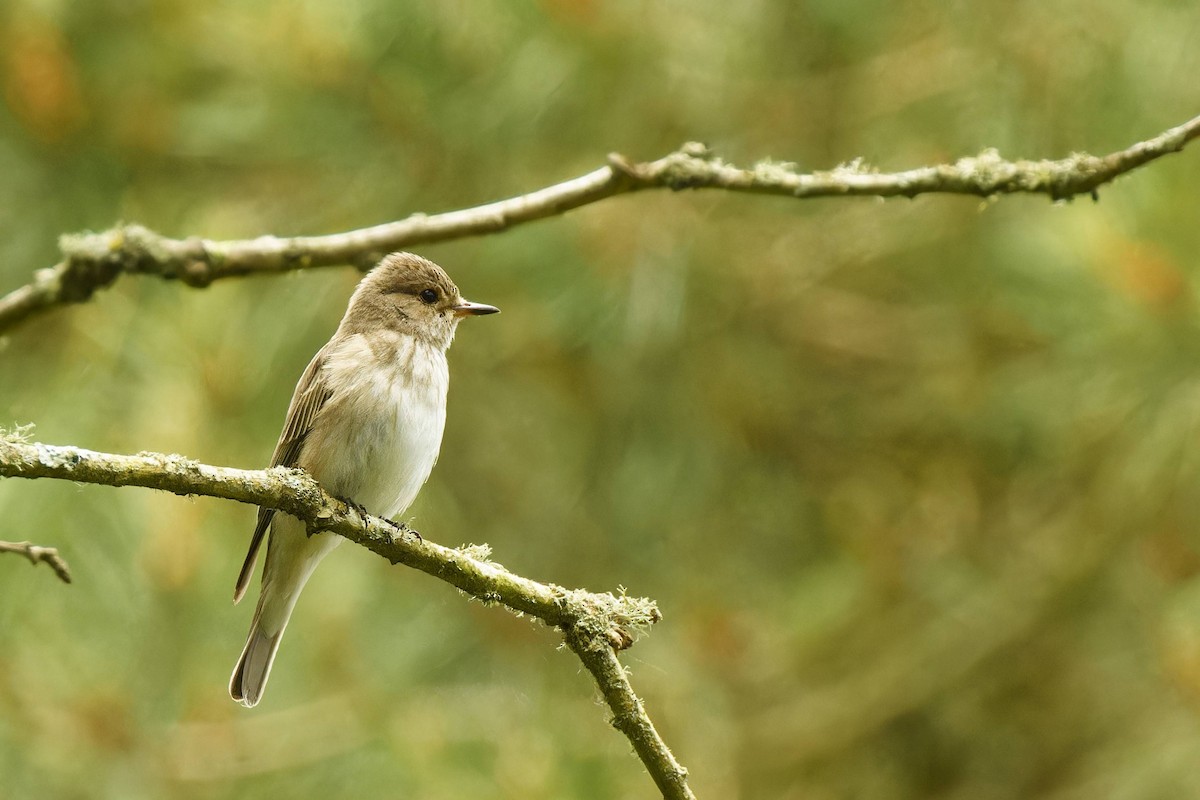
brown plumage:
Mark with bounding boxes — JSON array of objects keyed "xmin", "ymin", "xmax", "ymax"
[{"xmin": 229, "ymin": 252, "xmax": 498, "ymax": 707}]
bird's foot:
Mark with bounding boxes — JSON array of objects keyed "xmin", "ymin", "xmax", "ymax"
[
  {"xmin": 385, "ymin": 518, "xmax": 422, "ymax": 542},
  {"xmin": 337, "ymin": 495, "xmax": 370, "ymax": 520}
]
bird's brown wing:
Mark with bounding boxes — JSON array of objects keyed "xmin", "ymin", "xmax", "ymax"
[{"xmin": 233, "ymin": 344, "xmax": 336, "ymax": 603}]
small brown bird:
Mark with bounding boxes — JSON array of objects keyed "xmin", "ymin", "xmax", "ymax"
[{"xmin": 229, "ymin": 252, "xmax": 498, "ymax": 707}]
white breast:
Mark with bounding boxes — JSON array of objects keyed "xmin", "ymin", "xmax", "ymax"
[{"xmin": 299, "ymin": 332, "xmax": 449, "ymax": 519}]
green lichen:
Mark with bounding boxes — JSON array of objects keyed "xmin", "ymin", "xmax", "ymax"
[
  {"xmin": 457, "ymin": 542, "xmax": 494, "ymax": 562},
  {"xmin": 0, "ymin": 422, "xmax": 36, "ymax": 443},
  {"xmin": 751, "ymin": 157, "xmax": 801, "ymax": 183}
]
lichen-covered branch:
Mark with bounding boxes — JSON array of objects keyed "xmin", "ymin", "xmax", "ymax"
[
  {"xmin": 0, "ymin": 436, "xmax": 691, "ymax": 799},
  {"xmin": 0, "ymin": 539, "xmax": 72, "ymax": 583},
  {"xmin": 2, "ymin": 113, "xmax": 1198, "ymax": 335},
  {"xmin": 565, "ymin": 628, "xmax": 696, "ymax": 800}
]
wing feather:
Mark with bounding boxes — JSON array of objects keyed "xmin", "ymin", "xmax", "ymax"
[{"xmin": 233, "ymin": 344, "xmax": 336, "ymax": 603}]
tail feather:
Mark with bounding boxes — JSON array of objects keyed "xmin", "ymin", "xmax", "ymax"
[
  {"xmin": 229, "ymin": 521, "xmax": 340, "ymax": 707},
  {"xmin": 229, "ymin": 617, "xmax": 285, "ymax": 707}
]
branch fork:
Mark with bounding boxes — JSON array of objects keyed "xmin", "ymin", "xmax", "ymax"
[
  {"xmin": 4, "ymin": 115, "xmax": 1200, "ymax": 798},
  {"xmin": 0, "ymin": 436, "xmax": 695, "ymax": 799}
]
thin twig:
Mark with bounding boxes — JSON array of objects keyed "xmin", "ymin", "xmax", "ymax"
[
  {"xmin": 565, "ymin": 629, "xmax": 695, "ymax": 800},
  {"xmin": 0, "ymin": 437, "xmax": 692, "ymax": 799},
  {"xmin": 0, "ymin": 539, "xmax": 72, "ymax": 583},
  {"xmin": 2, "ymin": 113, "xmax": 1198, "ymax": 335}
]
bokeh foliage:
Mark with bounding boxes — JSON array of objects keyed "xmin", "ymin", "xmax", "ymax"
[{"xmin": 3, "ymin": 1, "xmax": 1200, "ymax": 798}]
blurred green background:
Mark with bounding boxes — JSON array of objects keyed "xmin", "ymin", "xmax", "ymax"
[{"xmin": 3, "ymin": 1, "xmax": 1200, "ymax": 798}]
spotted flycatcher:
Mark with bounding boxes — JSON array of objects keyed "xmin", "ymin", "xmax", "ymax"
[{"xmin": 229, "ymin": 252, "xmax": 499, "ymax": 707}]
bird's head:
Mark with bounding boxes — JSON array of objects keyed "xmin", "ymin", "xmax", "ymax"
[{"xmin": 344, "ymin": 252, "xmax": 499, "ymax": 347}]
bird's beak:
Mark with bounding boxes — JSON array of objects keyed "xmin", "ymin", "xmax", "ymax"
[{"xmin": 452, "ymin": 300, "xmax": 500, "ymax": 317}]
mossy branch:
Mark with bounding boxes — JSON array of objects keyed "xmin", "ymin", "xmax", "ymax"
[
  {"xmin": 0, "ymin": 436, "xmax": 692, "ymax": 800},
  {"xmin": 2, "ymin": 113, "xmax": 1198, "ymax": 335}
]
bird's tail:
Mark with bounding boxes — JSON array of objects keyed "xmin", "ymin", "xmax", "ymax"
[
  {"xmin": 229, "ymin": 604, "xmax": 287, "ymax": 708},
  {"xmin": 229, "ymin": 522, "xmax": 340, "ymax": 707}
]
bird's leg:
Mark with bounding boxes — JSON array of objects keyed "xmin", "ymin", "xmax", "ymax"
[
  {"xmin": 385, "ymin": 518, "xmax": 422, "ymax": 542},
  {"xmin": 335, "ymin": 495, "xmax": 422, "ymax": 541},
  {"xmin": 336, "ymin": 495, "xmax": 370, "ymax": 521}
]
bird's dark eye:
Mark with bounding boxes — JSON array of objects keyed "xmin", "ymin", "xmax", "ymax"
[{"xmin": 419, "ymin": 288, "xmax": 439, "ymax": 304}]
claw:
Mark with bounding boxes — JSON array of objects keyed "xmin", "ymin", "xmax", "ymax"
[
  {"xmin": 337, "ymin": 495, "xmax": 370, "ymax": 519},
  {"xmin": 384, "ymin": 518, "xmax": 422, "ymax": 542}
]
